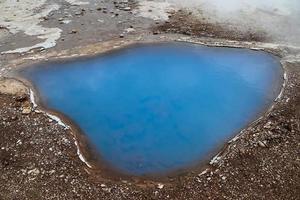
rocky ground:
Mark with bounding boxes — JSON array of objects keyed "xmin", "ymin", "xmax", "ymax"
[
  {"xmin": 153, "ymin": 10, "xmax": 268, "ymax": 42},
  {"xmin": 0, "ymin": 0, "xmax": 300, "ymax": 199}
]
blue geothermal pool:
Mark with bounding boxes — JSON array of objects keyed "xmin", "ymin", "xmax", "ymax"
[{"xmin": 21, "ymin": 43, "xmax": 283, "ymax": 176}]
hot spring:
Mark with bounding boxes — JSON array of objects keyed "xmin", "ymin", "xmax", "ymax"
[{"xmin": 20, "ymin": 43, "xmax": 283, "ymax": 176}]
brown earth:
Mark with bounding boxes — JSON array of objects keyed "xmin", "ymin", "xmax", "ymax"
[{"xmin": 153, "ymin": 10, "xmax": 269, "ymax": 42}]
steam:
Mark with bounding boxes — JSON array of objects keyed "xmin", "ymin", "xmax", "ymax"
[{"xmin": 139, "ymin": 0, "xmax": 300, "ymax": 46}]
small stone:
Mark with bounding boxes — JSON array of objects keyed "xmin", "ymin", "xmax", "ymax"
[
  {"xmin": 28, "ymin": 168, "xmax": 40, "ymax": 176},
  {"xmin": 75, "ymin": 10, "xmax": 84, "ymax": 15},
  {"xmin": 119, "ymin": 34, "xmax": 124, "ymax": 38},
  {"xmin": 157, "ymin": 183, "xmax": 164, "ymax": 189},
  {"xmin": 102, "ymin": 187, "xmax": 111, "ymax": 192},
  {"xmin": 70, "ymin": 29, "xmax": 78, "ymax": 34},
  {"xmin": 258, "ymin": 141, "xmax": 267, "ymax": 148},
  {"xmin": 198, "ymin": 169, "xmax": 209, "ymax": 176},
  {"xmin": 125, "ymin": 28, "xmax": 135, "ymax": 33},
  {"xmin": 239, "ymin": 147, "xmax": 246, "ymax": 155},
  {"xmin": 123, "ymin": 7, "xmax": 131, "ymax": 11},
  {"xmin": 22, "ymin": 107, "xmax": 31, "ymax": 114},
  {"xmin": 264, "ymin": 121, "xmax": 272, "ymax": 129},
  {"xmin": 10, "ymin": 116, "xmax": 17, "ymax": 121}
]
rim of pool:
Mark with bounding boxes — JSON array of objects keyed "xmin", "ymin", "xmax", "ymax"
[{"xmin": 13, "ymin": 41, "xmax": 285, "ymax": 180}]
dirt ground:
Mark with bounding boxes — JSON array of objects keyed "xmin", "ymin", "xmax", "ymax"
[{"xmin": 0, "ymin": 0, "xmax": 299, "ymax": 199}]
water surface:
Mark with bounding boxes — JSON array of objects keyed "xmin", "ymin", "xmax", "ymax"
[{"xmin": 21, "ymin": 43, "xmax": 282, "ymax": 176}]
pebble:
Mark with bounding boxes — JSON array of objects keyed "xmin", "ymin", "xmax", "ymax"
[
  {"xmin": 125, "ymin": 28, "xmax": 135, "ymax": 33},
  {"xmin": 198, "ymin": 169, "xmax": 209, "ymax": 176},
  {"xmin": 157, "ymin": 183, "xmax": 164, "ymax": 189},
  {"xmin": 75, "ymin": 10, "xmax": 85, "ymax": 16},
  {"xmin": 27, "ymin": 168, "xmax": 40, "ymax": 176},
  {"xmin": 70, "ymin": 29, "xmax": 78, "ymax": 34},
  {"xmin": 21, "ymin": 107, "xmax": 31, "ymax": 114},
  {"xmin": 16, "ymin": 139, "xmax": 22, "ymax": 145},
  {"xmin": 258, "ymin": 140, "xmax": 267, "ymax": 148},
  {"xmin": 264, "ymin": 121, "xmax": 272, "ymax": 129},
  {"xmin": 123, "ymin": 7, "xmax": 131, "ymax": 11}
]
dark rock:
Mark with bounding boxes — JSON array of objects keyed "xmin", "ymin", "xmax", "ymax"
[{"xmin": 15, "ymin": 95, "xmax": 27, "ymax": 102}]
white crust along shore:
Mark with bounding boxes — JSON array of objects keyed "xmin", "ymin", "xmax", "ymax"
[{"xmin": 29, "ymin": 88, "xmax": 92, "ymax": 169}]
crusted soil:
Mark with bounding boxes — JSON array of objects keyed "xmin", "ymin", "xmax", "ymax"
[{"xmin": 153, "ymin": 10, "xmax": 269, "ymax": 42}]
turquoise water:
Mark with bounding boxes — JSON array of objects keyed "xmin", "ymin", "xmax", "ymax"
[{"xmin": 21, "ymin": 43, "xmax": 282, "ymax": 176}]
